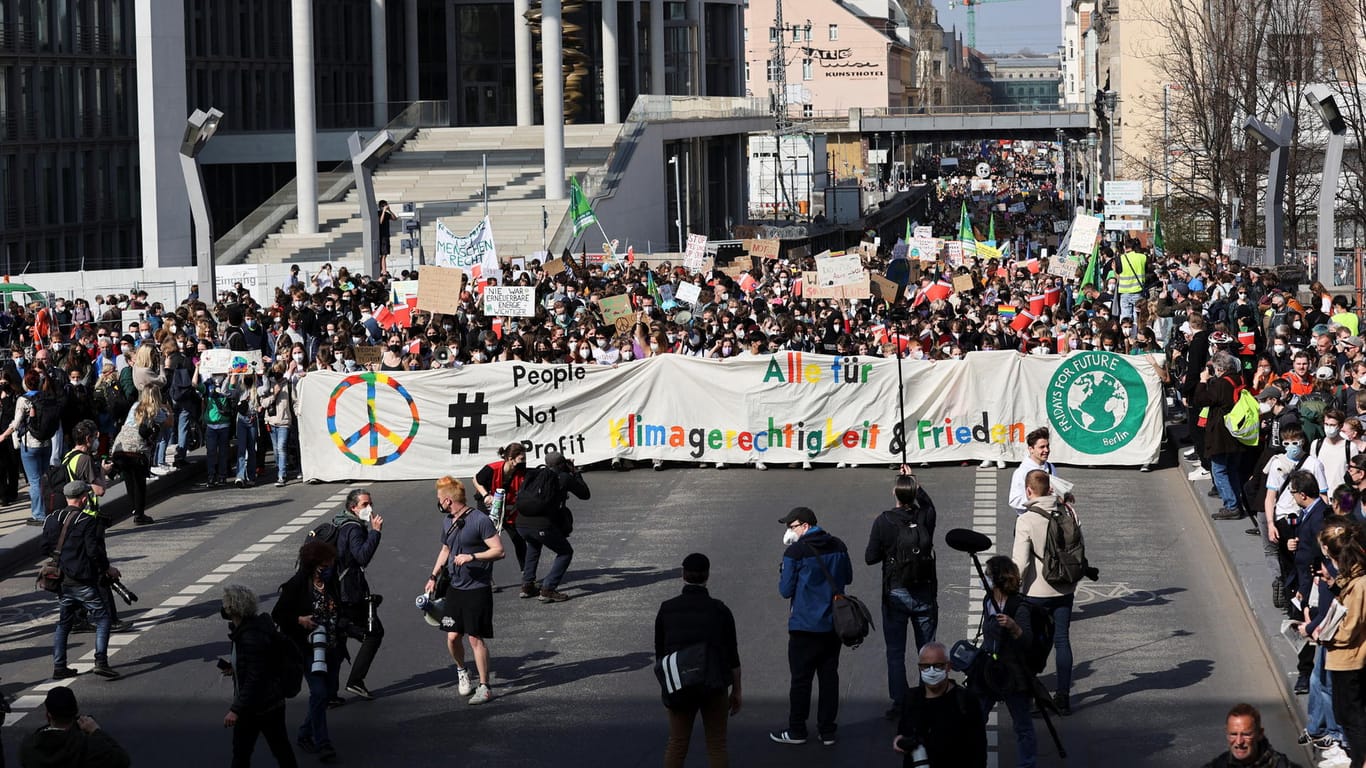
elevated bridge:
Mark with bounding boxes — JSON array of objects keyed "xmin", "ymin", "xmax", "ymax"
[{"xmin": 805, "ymin": 103, "xmax": 1093, "ymax": 141}]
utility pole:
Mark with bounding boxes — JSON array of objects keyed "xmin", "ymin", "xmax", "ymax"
[{"xmin": 770, "ymin": 5, "xmax": 809, "ymax": 218}]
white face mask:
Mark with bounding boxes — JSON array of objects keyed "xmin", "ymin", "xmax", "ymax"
[
  {"xmin": 920, "ymin": 666, "xmax": 948, "ymax": 687},
  {"xmin": 1259, "ymin": 401, "xmax": 1274, "ymax": 414},
  {"xmin": 292, "ymin": 353, "xmax": 304, "ymax": 364},
  {"xmin": 1274, "ymin": 344, "xmax": 1286, "ymax": 355},
  {"xmin": 782, "ymin": 528, "xmax": 800, "ymax": 546},
  {"xmin": 1327, "ymin": 426, "xmax": 1342, "ymax": 439},
  {"xmin": 356, "ymin": 505, "xmax": 373, "ymax": 522}
]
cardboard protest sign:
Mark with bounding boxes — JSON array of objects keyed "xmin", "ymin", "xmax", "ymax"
[
  {"xmin": 599, "ymin": 294, "xmax": 634, "ymax": 332},
  {"xmin": 354, "ymin": 346, "xmax": 384, "ymax": 366},
  {"xmin": 676, "ymin": 282, "xmax": 702, "ymax": 305},
  {"xmin": 416, "ymin": 267, "xmax": 464, "ymax": 314},
  {"xmin": 952, "ymin": 274, "xmax": 976, "ymax": 293},
  {"xmin": 200, "ymin": 349, "xmax": 264, "ymax": 375},
  {"xmin": 747, "ymin": 239, "xmax": 781, "ymax": 260},
  {"xmin": 869, "ymin": 274, "xmax": 901, "ymax": 303},
  {"xmin": 684, "ymin": 234, "xmax": 709, "ymax": 274},
  {"xmin": 483, "ymin": 286, "xmax": 537, "ymax": 317},
  {"xmin": 543, "ymin": 257, "xmax": 568, "ymax": 276},
  {"xmin": 914, "ymin": 226, "xmax": 933, "ymax": 239},
  {"xmin": 804, "ymin": 271, "xmax": 870, "ymax": 300},
  {"xmin": 815, "ymin": 254, "xmax": 865, "ymax": 287}
]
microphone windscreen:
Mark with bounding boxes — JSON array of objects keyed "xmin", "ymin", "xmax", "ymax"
[{"xmin": 944, "ymin": 528, "xmax": 993, "ymax": 554}]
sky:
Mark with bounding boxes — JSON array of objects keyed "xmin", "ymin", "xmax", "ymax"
[{"xmin": 933, "ymin": 0, "xmax": 1063, "ymax": 56}]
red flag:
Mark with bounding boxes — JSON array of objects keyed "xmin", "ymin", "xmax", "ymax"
[
  {"xmin": 739, "ymin": 273, "xmax": 757, "ymax": 294},
  {"xmin": 373, "ymin": 304, "xmax": 394, "ymax": 328},
  {"xmin": 1028, "ymin": 294, "xmax": 1045, "ymax": 316},
  {"xmin": 492, "ymin": 318, "xmax": 504, "ymax": 338},
  {"xmin": 1056, "ymin": 336, "xmax": 1069, "ymax": 354},
  {"xmin": 1023, "ymin": 258, "xmax": 1042, "ymax": 274},
  {"xmin": 1044, "ymin": 286, "xmax": 1062, "ymax": 307},
  {"xmin": 924, "ymin": 278, "xmax": 954, "ymax": 303},
  {"xmin": 391, "ymin": 305, "xmax": 412, "ymax": 329},
  {"xmin": 793, "ymin": 276, "xmax": 804, "ymax": 297},
  {"xmin": 626, "ymin": 246, "xmax": 635, "ymax": 263},
  {"xmin": 1010, "ymin": 310, "xmax": 1036, "ymax": 333}
]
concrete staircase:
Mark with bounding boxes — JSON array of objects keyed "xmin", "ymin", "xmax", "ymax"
[{"xmin": 246, "ymin": 124, "xmax": 621, "ymax": 264}]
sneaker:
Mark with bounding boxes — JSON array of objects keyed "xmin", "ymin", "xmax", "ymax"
[
  {"xmin": 1313, "ymin": 735, "xmax": 1342, "ymax": 750},
  {"xmin": 652, "ymin": 459, "xmax": 664, "ymax": 471},
  {"xmin": 802, "ymin": 461, "xmax": 813, "ymax": 471},
  {"xmin": 53, "ymin": 666, "xmax": 78, "ymax": 679},
  {"xmin": 611, "ymin": 458, "xmax": 626, "ymax": 471},
  {"xmin": 275, "ymin": 480, "xmax": 286, "ymax": 488},
  {"xmin": 1295, "ymin": 674, "xmax": 1310, "ymax": 695},
  {"xmin": 1211, "ymin": 508, "xmax": 1243, "ymax": 520},
  {"xmin": 91, "ymin": 661, "xmax": 121, "ymax": 680},
  {"xmin": 979, "ymin": 459, "xmax": 993, "ymax": 468},
  {"xmin": 318, "ymin": 743, "xmax": 338, "ymax": 763},
  {"xmin": 755, "ymin": 461, "xmax": 768, "ymax": 471},
  {"xmin": 1187, "ymin": 467, "xmax": 1210, "ymax": 480},
  {"xmin": 538, "ymin": 588, "xmax": 570, "ymax": 603},
  {"xmin": 995, "ymin": 459, "xmax": 1006, "ymax": 469},
  {"xmin": 1052, "ymin": 692, "xmax": 1071, "ymax": 715},
  {"xmin": 1319, "ymin": 744, "xmax": 1351, "ymax": 768},
  {"xmin": 457, "ymin": 666, "xmax": 474, "ymax": 696},
  {"xmin": 769, "ymin": 730, "xmax": 807, "ymax": 745},
  {"xmin": 345, "ymin": 682, "xmax": 373, "ymax": 700},
  {"xmin": 1140, "ymin": 464, "xmax": 1152, "ymax": 473},
  {"xmin": 1183, "ymin": 447, "xmax": 1197, "ymax": 459},
  {"xmin": 25, "ymin": 518, "xmax": 44, "ymax": 526},
  {"xmin": 715, "ymin": 462, "xmax": 726, "ymax": 469},
  {"xmin": 110, "ymin": 620, "xmax": 135, "ymax": 633},
  {"xmin": 148, "ymin": 466, "xmax": 170, "ymax": 477},
  {"xmin": 234, "ymin": 477, "xmax": 245, "ymax": 488},
  {"xmin": 519, "ymin": 582, "xmax": 538, "ymax": 599},
  {"xmin": 1273, "ymin": 577, "xmax": 1285, "ymax": 609},
  {"xmin": 133, "ymin": 515, "xmax": 155, "ymax": 526},
  {"xmin": 296, "ymin": 736, "xmax": 318, "ymax": 754},
  {"xmin": 468, "ymin": 684, "xmax": 493, "ymax": 705},
  {"xmin": 836, "ymin": 462, "xmax": 847, "ymax": 468},
  {"xmin": 1298, "ymin": 729, "xmax": 1323, "ymax": 745},
  {"xmin": 819, "ymin": 733, "xmax": 837, "ymax": 746}
]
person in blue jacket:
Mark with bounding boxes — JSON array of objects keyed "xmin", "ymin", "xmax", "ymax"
[{"xmin": 770, "ymin": 507, "xmax": 854, "ymax": 748}]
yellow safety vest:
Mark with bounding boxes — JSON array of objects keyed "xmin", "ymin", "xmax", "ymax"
[{"xmin": 1117, "ymin": 251, "xmax": 1147, "ymax": 294}]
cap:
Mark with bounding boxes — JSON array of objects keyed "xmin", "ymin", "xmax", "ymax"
[
  {"xmin": 63, "ymin": 480, "xmax": 92, "ymax": 498},
  {"xmin": 44, "ymin": 687, "xmax": 78, "ymax": 720},
  {"xmin": 1316, "ymin": 365, "xmax": 1338, "ymax": 381},
  {"xmin": 778, "ymin": 507, "xmax": 818, "ymax": 527},
  {"xmin": 682, "ymin": 553, "xmax": 710, "ymax": 573},
  {"xmin": 1345, "ymin": 336, "xmax": 1365, "ymax": 350},
  {"xmin": 1256, "ymin": 384, "xmax": 1285, "ymax": 402}
]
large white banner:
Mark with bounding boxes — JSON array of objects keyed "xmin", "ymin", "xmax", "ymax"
[
  {"xmin": 433, "ymin": 217, "xmax": 498, "ymax": 270},
  {"xmin": 299, "ymin": 351, "xmax": 1164, "ymax": 481}
]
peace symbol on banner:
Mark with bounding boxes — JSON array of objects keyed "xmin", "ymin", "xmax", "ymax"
[{"xmin": 325, "ymin": 373, "xmax": 420, "ymax": 466}]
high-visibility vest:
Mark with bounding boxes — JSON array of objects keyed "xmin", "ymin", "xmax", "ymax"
[{"xmin": 1116, "ymin": 251, "xmax": 1147, "ymax": 295}]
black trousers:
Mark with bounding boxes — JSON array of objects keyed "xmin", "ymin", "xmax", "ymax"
[
  {"xmin": 231, "ymin": 704, "xmax": 298, "ymax": 768},
  {"xmin": 341, "ymin": 602, "xmax": 383, "ymax": 687},
  {"xmin": 1331, "ymin": 667, "xmax": 1366, "ymax": 768},
  {"xmin": 787, "ymin": 630, "xmax": 842, "ymax": 738},
  {"xmin": 0, "ymin": 439, "xmax": 18, "ymax": 502}
]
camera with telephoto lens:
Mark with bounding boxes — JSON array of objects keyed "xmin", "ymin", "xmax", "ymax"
[
  {"xmin": 102, "ymin": 576, "xmax": 138, "ymax": 605},
  {"xmin": 309, "ymin": 626, "xmax": 329, "ymax": 674}
]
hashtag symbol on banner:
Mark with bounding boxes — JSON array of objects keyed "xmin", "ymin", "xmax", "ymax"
[{"xmin": 448, "ymin": 393, "xmax": 489, "ymax": 454}]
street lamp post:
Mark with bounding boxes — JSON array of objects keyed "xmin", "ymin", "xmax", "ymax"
[
  {"xmin": 1307, "ymin": 84, "xmax": 1347, "ymax": 287},
  {"xmin": 348, "ymin": 130, "xmax": 397, "ymax": 278},
  {"xmin": 1243, "ymin": 112, "xmax": 1295, "ymax": 266},
  {"xmin": 1085, "ymin": 131, "xmax": 1098, "ymax": 213},
  {"xmin": 669, "ymin": 154, "xmax": 683, "ymax": 251},
  {"xmin": 178, "ymin": 108, "xmax": 224, "ymax": 299}
]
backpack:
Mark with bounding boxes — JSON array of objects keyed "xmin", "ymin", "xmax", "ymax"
[
  {"xmin": 269, "ymin": 622, "xmax": 305, "ymax": 698},
  {"xmin": 1224, "ymin": 387, "xmax": 1261, "ymax": 447},
  {"xmin": 516, "ymin": 467, "xmax": 559, "ymax": 518},
  {"xmin": 1006, "ymin": 595, "xmax": 1056, "ymax": 676},
  {"xmin": 94, "ymin": 379, "xmax": 131, "ymax": 422},
  {"xmin": 26, "ymin": 390, "xmax": 64, "ymax": 443},
  {"xmin": 41, "ymin": 450, "xmax": 81, "ymax": 518},
  {"xmin": 306, "ymin": 519, "xmax": 367, "ymax": 602},
  {"xmin": 168, "ymin": 360, "xmax": 198, "ymax": 407},
  {"xmin": 1030, "ymin": 503, "xmax": 1088, "ymax": 587},
  {"xmin": 1299, "ymin": 393, "xmax": 1330, "ymax": 443},
  {"xmin": 888, "ymin": 508, "xmax": 936, "ymax": 590},
  {"xmin": 653, "ymin": 642, "xmax": 729, "ymax": 709}
]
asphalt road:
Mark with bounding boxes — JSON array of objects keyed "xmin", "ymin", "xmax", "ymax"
[{"xmin": 0, "ymin": 461, "xmax": 1308, "ymax": 767}]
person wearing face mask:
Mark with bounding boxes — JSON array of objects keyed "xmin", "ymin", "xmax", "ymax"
[
  {"xmin": 261, "ymin": 363, "xmax": 294, "ymax": 488},
  {"xmin": 1262, "ymin": 423, "xmax": 1329, "ymax": 606},
  {"xmin": 1313, "ymin": 522, "xmax": 1366, "ymax": 768},
  {"xmin": 1313, "ymin": 410, "xmax": 1356, "ymax": 491},
  {"xmin": 329, "ymin": 489, "xmax": 385, "ymax": 702},
  {"xmin": 195, "ymin": 362, "xmax": 235, "ymax": 487},
  {"xmin": 272, "ymin": 540, "xmax": 343, "ymax": 762},
  {"xmin": 771, "ymin": 507, "xmax": 853, "ymax": 747},
  {"xmin": 219, "ymin": 584, "xmax": 300, "ymax": 768},
  {"xmin": 893, "ymin": 642, "xmax": 987, "ymax": 768}
]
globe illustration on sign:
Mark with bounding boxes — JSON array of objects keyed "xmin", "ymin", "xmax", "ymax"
[
  {"xmin": 1066, "ymin": 370, "xmax": 1130, "ymax": 433},
  {"xmin": 228, "ymin": 356, "xmax": 253, "ymax": 373}
]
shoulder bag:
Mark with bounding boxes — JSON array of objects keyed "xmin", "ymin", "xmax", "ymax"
[
  {"xmin": 36, "ymin": 510, "xmax": 77, "ymax": 593},
  {"xmin": 805, "ymin": 542, "xmax": 874, "ymax": 648}
]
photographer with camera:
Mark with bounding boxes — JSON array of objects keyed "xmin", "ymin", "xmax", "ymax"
[
  {"xmin": 19, "ymin": 687, "xmax": 129, "ymax": 768},
  {"xmin": 45, "ymin": 480, "xmax": 121, "ymax": 680},
  {"xmin": 326, "ymin": 489, "xmax": 385, "ymax": 702},
  {"xmin": 272, "ymin": 540, "xmax": 342, "ymax": 763},
  {"xmin": 515, "ymin": 449, "xmax": 590, "ymax": 603},
  {"xmin": 893, "ymin": 642, "xmax": 986, "ymax": 768},
  {"xmin": 220, "ymin": 584, "xmax": 298, "ymax": 768}
]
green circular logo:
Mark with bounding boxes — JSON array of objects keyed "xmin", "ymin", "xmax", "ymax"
[{"xmin": 1046, "ymin": 351, "xmax": 1149, "ymax": 454}]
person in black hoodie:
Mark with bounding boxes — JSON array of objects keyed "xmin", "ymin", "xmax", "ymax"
[
  {"xmin": 515, "ymin": 449, "xmax": 590, "ymax": 604},
  {"xmin": 865, "ymin": 471, "xmax": 939, "ymax": 721},
  {"xmin": 19, "ymin": 687, "xmax": 128, "ymax": 768},
  {"xmin": 220, "ymin": 584, "xmax": 297, "ymax": 768},
  {"xmin": 272, "ymin": 541, "xmax": 343, "ymax": 763}
]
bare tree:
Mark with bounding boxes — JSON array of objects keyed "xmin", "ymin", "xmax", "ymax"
[{"xmin": 944, "ymin": 70, "xmax": 992, "ymax": 106}]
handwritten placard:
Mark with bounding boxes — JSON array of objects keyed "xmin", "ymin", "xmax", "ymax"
[
  {"xmin": 676, "ymin": 282, "xmax": 702, "ymax": 305},
  {"xmin": 483, "ymin": 286, "xmax": 537, "ymax": 317},
  {"xmin": 417, "ymin": 267, "xmax": 464, "ymax": 314},
  {"xmin": 599, "ymin": 294, "xmax": 634, "ymax": 330},
  {"xmin": 747, "ymin": 239, "xmax": 781, "ymax": 260},
  {"xmin": 684, "ymin": 234, "xmax": 709, "ymax": 274},
  {"xmin": 200, "ymin": 349, "xmax": 264, "ymax": 375},
  {"xmin": 815, "ymin": 254, "xmax": 866, "ymax": 287}
]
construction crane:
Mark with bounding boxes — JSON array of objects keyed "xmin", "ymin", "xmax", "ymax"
[{"xmin": 948, "ymin": 0, "xmax": 1023, "ymax": 50}]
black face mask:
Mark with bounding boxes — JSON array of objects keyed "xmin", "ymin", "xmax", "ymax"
[{"xmin": 220, "ymin": 607, "xmax": 231, "ymax": 621}]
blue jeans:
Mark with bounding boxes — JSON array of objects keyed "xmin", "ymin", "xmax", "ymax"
[
  {"xmin": 1210, "ymin": 452, "xmax": 1243, "ymax": 512},
  {"xmin": 54, "ymin": 581, "xmax": 111, "ymax": 667},
  {"xmin": 982, "ymin": 690, "xmax": 1037, "ymax": 768},
  {"xmin": 1309, "ymin": 645, "xmax": 1346, "ymax": 743},
  {"xmin": 882, "ymin": 585, "xmax": 938, "ymax": 708},
  {"xmin": 270, "ymin": 425, "xmax": 290, "ymax": 482},
  {"xmin": 174, "ymin": 406, "xmax": 193, "ymax": 462},
  {"xmin": 1024, "ymin": 593, "xmax": 1074, "ymax": 696},
  {"xmin": 299, "ymin": 646, "xmax": 341, "ymax": 748},
  {"xmin": 1119, "ymin": 291, "xmax": 1142, "ymax": 323},
  {"xmin": 154, "ymin": 421, "xmax": 171, "ymax": 465},
  {"xmin": 518, "ymin": 523, "xmax": 574, "ymax": 591},
  {"xmin": 20, "ymin": 443, "xmax": 52, "ymax": 521},
  {"xmin": 206, "ymin": 425, "xmax": 230, "ymax": 480},
  {"xmin": 236, "ymin": 419, "xmax": 258, "ymax": 481}
]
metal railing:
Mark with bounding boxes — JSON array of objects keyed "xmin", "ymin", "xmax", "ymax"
[
  {"xmin": 867, "ymin": 102, "xmax": 1090, "ymax": 117},
  {"xmin": 214, "ymin": 100, "xmax": 449, "ymax": 265}
]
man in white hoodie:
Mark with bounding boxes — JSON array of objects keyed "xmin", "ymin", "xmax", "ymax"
[{"xmin": 1012, "ymin": 469, "xmax": 1076, "ymax": 716}]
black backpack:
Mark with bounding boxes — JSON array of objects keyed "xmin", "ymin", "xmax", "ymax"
[
  {"xmin": 26, "ymin": 390, "xmax": 64, "ymax": 443},
  {"xmin": 1030, "ymin": 503, "xmax": 1088, "ymax": 587},
  {"xmin": 888, "ymin": 508, "xmax": 936, "ymax": 590},
  {"xmin": 270, "ymin": 622, "xmax": 305, "ymax": 698},
  {"xmin": 41, "ymin": 450, "xmax": 81, "ymax": 518},
  {"xmin": 516, "ymin": 467, "xmax": 560, "ymax": 518},
  {"xmin": 306, "ymin": 519, "xmax": 367, "ymax": 602},
  {"xmin": 168, "ymin": 360, "xmax": 198, "ymax": 407},
  {"xmin": 1006, "ymin": 595, "xmax": 1056, "ymax": 675}
]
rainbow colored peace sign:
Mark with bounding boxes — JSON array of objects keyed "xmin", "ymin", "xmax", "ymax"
[{"xmin": 326, "ymin": 373, "xmax": 420, "ymax": 466}]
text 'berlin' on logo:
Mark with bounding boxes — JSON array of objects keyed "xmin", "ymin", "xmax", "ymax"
[
  {"xmin": 326, "ymin": 373, "xmax": 420, "ymax": 466},
  {"xmin": 1045, "ymin": 351, "xmax": 1148, "ymax": 454}
]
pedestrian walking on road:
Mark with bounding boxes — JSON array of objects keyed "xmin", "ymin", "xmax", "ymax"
[
  {"xmin": 654, "ymin": 553, "xmax": 742, "ymax": 767},
  {"xmin": 515, "ymin": 449, "xmax": 590, "ymax": 603},
  {"xmin": 865, "ymin": 470, "xmax": 939, "ymax": 720},
  {"xmin": 969, "ymin": 556, "xmax": 1036, "ymax": 768},
  {"xmin": 1200, "ymin": 703, "xmax": 1303, "ymax": 768},
  {"xmin": 770, "ymin": 507, "xmax": 853, "ymax": 747},
  {"xmin": 220, "ymin": 584, "xmax": 299, "ymax": 768},
  {"xmin": 45, "ymin": 480, "xmax": 121, "ymax": 681},
  {"xmin": 330, "ymin": 489, "xmax": 385, "ymax": 701},
  {"xmin": 19, "ymin": 688, "xmax": 129, "ymax": 768},
  {"xmin": 273, "ymin": 540, "xmax": 343, "ymax": 763},
  {"xmin": 1013, "ymin": 469, "xmax": 1078, "ymax": 715},
  {"xmin": 426, "ymin": 476, "xmax": 504, "ymax": 706}
]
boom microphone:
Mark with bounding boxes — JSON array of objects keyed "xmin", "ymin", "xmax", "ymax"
[{"xmin": 945, "ymin": 528, "xmax": 993, "ymax": 554}]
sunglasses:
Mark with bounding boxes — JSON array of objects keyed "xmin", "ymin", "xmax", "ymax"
[{"xmin": 917, "ymin": 662, "xmax": 948, "ymax": 670}]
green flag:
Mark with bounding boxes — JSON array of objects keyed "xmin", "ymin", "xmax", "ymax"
[
  {"xmin": 905, "ymin": 218, "xmax": 912, "ymax": 243},
  {"xmin": 987, "ymin": 214, "xmax": 996, "ymax": 246},
  {"xmin": 569, "ymin": 177, "xmax": 597, "ymax": 237},
  {"xmin": 1152, "ymin": 207, "xmax": 1166, "ymax": 260},
  {"xmin": 647, "ymin": 271, "xmax": 661, "ymax": 303},
  {"xmin": 958, "ymin": 202, "xmax": 978, "ymax": 257},
  {"xmin": 1079, "ymin": 239, "xmax": 1101, "ymax": 290}
]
